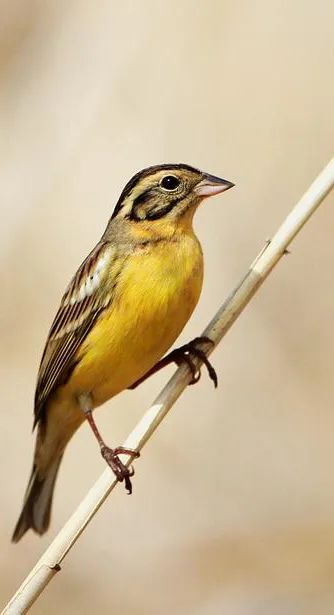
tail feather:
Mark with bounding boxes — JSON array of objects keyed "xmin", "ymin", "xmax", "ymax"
[{"xmin": 12, "ymin": 457, "xmax": 62, "ymax": 543}]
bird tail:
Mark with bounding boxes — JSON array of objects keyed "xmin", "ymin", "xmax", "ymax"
[{"xmin": 12, "ymin": 455, "xmax": 62, "ymax": 543}]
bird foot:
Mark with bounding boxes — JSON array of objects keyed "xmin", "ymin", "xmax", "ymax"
[
  {"xmin": 100, "ymin": 446, "xmax": 140, "ymax": 494},
  {"xmin": 170, "ymin": 336, "xmax": 218, "ymax": 387}
]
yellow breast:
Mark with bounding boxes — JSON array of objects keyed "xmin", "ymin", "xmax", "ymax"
[{"xmin": 68, "ymin": 232, "xmax": 203, "ymax": 407}]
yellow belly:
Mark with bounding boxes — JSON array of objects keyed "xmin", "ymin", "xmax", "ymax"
[{"xmin": 66, "ymin": 235, "xmax": 203, "ymax": 407}]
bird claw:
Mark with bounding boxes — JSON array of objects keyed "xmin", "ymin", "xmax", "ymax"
[
  {"xmin": 172, "ymin": 336, "xmax": 218, "ymax": 388},
  {"xmin": 100, "ymin": 446, "xmax": 139, "ymax": 494}
]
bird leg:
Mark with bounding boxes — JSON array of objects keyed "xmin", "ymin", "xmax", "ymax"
[
  {"xmin": 129, "ymin": 336, "xmax": 218, "ymax": 390},
  {"xmin": 79, "ymin": 394, "xmax": 139, "ymax": 494}
]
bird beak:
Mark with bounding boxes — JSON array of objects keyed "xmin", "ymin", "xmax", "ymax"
[{"xmin": 194, "ymin": 173, "xmax": 235, "ymax": 197}]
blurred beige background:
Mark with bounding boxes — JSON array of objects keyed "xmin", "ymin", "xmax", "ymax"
[{"xmin": 1, "ymin": 1, "xmax": 334, "ymax": 613}]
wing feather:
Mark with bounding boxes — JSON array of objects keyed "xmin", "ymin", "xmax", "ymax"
[{"xmin": 34, "ymin": 241, "xmax": 116, "ymax": 426}]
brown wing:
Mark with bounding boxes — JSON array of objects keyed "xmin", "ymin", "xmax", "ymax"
[{"xmin": 34, "ymin": 241, "xmax": 116, "ymax": 427}]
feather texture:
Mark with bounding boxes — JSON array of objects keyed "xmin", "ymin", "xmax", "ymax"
[{"xmin": 34, "ymin": 241, "xmax": 115, "ymax": 426}]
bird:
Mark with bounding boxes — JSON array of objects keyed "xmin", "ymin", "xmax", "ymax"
[{"xmin": 12, "ymin": 163, "xmax": 234, "ymax": 542}]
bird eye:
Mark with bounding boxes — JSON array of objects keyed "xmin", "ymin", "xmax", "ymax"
[{"xmin": 160, "ymin": 175, "xmax": 181, "ymax": 191}]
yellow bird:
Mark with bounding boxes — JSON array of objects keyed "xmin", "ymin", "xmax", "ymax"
[{"xmin": 12, "ymin": 164, "xmax": 234, "ymax": 542}]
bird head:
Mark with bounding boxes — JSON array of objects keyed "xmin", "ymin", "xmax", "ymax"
[{"xmin": 110, "ymin": 164, "xmax": 234, "ymax": 230}]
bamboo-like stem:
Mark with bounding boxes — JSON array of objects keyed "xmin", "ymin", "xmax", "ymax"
[{"xmin": 3, "ymin": 158, "xmax": 334, "ymax": 615}]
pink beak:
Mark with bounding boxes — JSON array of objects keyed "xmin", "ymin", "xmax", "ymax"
[{"xmin": 194, "ymin": 173, "xmax": 234, "ymax": 197}]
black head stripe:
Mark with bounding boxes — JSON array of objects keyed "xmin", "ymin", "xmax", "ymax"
[
  {"xmin": 130, "ymin": 189, "xmax": 179, "ymax": 221},
  {"xmin": 145, "ymin": 200, "xmax": 178, "ymax": 220},
  {"xmin": 132, "ymin": 189, "xmax": 152, "ymax": 209},
  {"xmin": 129, "ymin": 189, "xmax": 153, "ymax": 220}
]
